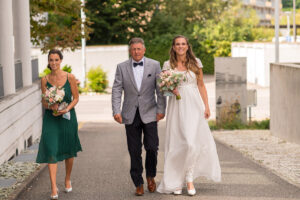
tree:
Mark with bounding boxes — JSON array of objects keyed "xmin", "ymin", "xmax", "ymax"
[
  {"xmin": 144, "ymin": 0, "xmax": 242, "ymax": 73},
  {"xmin": 83, "ymin": 0, "xmax": 274, "ymax": 74},
  {"xmin": 282, "ymin": 0, "xmax": 300, "ymax": 8},
  {"xmin": 191, "ymin": 2, "xmax": 274, "ymax": 73},
  {"xmin": 85, "ymin": 0, "xmax": 159, "ymax": 45},
  {"xmin": 30, "ymin": 0, "xmax": 92, "ymax": 53}
]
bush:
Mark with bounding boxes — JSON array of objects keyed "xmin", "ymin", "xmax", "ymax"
[
  {"xmin": 87, "ymin": 66, "xmax": 108, "ymax": 93},
  {"xmin": 39, "ymin": 64, "xmax": 73, "ymax": 77},
  {"xmin": 39, "ymin": 68, "xmax": 51, "ymax": 78},
  {"xmin": 209, "ymin": 119, "xmax": 270, "ymax": 130},
  {"xmin": 62, "ymin": 64, "xmax": 72, "ymax": 73},
  {"xmin": 78, "ymin": 86, "xmax": 89, "ymax": 94}
]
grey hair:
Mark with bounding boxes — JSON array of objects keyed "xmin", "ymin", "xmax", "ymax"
[{"xmin": 129, "ymin": 37, "xmax": 145, "ymax": 48}]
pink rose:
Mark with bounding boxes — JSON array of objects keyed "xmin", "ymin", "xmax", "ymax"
[{"xmin": 45, "ymin": 90, "xmax": 50, "ymax": 97}]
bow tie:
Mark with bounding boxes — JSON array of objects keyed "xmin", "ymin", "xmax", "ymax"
[{"xmin": 133, "ymin": 61, "xmax": 143, "ymax": 67}]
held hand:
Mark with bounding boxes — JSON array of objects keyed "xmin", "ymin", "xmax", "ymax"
[
  {"xmin": 52, "ymin": 111, "xmax": 62, "ymax": 117},
  {"xmin": 172, "ymin": 88, "xmax": 179, "ymax": 96},
  {"xmin": 156, "ymin": 113, "xmax": 165, "ymax": 121},
  {"xmin": 172, "ymin": 88, "xmax": 181, "ymax": 100},
  {"xmin": 204, "ymin": 107, "xmax": 210, "ymax": 119},
  {"xmin": 50, "ymin": 103, "xmax": 59, "ymax": 111},
  {"xmin": 58, "ymin": 109, "xmax": 69, "ymax": 115},
  {"xmin": 114, "ymin": 114, "xmax": 122, "ymax": 124}
]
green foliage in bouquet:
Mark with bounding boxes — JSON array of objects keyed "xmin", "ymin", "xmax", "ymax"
[{"xmin": 87, "ymin": 66, "xmax": 108, "ymax": 93}]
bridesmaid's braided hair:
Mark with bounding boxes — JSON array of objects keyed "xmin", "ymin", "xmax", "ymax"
[
  {"xmin": 169, "ymin": 35, "xmax": 200, "ymax": 79},
  {"xmin": 47, "ymin": 49, "xmax": 63, "ymax": 70}
]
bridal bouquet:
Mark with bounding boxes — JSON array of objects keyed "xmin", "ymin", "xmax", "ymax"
[
  {"xmin": 157, "ymin": 70, "xmax": 186, "ymax": 100},
  {"xmin": 43, "ymin": 86, "xmax": 67, "ymax": 114}
]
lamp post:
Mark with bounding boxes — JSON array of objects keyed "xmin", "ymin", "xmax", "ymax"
[
  {"xmin": 81, "ymin": 0, "xmax": 87, "ymax": 88},
  {"xmin": 275, "ymin": 0, "xmax": 280, "ymax": 63},
  {"xmin": 285, "ymin": 11, "xmax": 291, "ymax": 42},
  {"xmin": 293, "ymin": 0, "xmax": 296, "ymax": 42}
]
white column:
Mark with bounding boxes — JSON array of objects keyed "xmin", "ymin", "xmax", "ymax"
[
  {"xmin": 81, "ymin": 0, "xmax": 87, "ymax": 88},
  {"xmin": 0, "ymin": 0, "xmax": 16, "ymax": 95},
  {"xmin": 13, "ymin": 0, "xmax": 32, "ymax": 86}
]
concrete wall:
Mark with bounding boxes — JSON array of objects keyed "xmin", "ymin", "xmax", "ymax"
[
  {"xmin": 31, "ymin": 45, "xmax": 129, "ymax": 88},
  {"xmin": 232, "ymin": 42, "xmax": 300, "ymax": 86},
  {"xmin": 0, "ymin": 83, "xmax": 42, "ymax": 164},
  {"xmin": 215, "ymin": 57, "xmax": 248, "ymax": 123},
  {"xmin": 270, "ymin": 63, "xmax": 300, "ymax": 144}
]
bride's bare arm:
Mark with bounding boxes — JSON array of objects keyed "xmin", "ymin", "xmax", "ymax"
[{"xmin": 197, "ymin": 69, "xmax": 210, "ymax": 119}]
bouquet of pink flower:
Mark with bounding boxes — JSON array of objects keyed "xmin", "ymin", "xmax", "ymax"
[
  {"xmin": 157, "ymin": 70, "xmax": 186, "ymax": 100},
  {"xmin": 42, "ymin": 86, "xmax": 66, "ymax": 114}
]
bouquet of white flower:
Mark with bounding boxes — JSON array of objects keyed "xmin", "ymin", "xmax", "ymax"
[
  {"xmin": 157, "ymin": 70, "xmax": 186, "ymax": 100},
  {"xmin": 42, "ymin": 86, "xmax": 67, "ymax": 114}
]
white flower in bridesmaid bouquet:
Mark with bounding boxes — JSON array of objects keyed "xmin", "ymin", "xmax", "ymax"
[
  {"xmin": 42, "ymin": 87, "xmax": 66, "ymax": 114},
  {"xmin": 56, "ymin": 88, "xmax": 65, "ymax": 97}
]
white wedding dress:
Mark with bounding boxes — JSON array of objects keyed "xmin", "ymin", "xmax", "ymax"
[{"xmin": 157, "ymin": 60, "xmax": 221, "ymax": 194}]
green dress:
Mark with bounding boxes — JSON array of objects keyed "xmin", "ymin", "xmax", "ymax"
[{"xmin": 36, "ymin": 75, "xmax": 82, "ymax": 163}]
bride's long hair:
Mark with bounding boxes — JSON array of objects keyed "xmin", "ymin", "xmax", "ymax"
[{"xmin": 169, "ymin": 35, "xmax": 200, "ymax": 79}]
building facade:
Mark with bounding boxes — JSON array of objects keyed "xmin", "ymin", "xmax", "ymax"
[
  {"xmin": 232, "ymin": 42, "xmax": 300, "ymax": 87},
  {"xmin": 0, "ymin": 0, "xmax": 42, "ymax": 164},
  {"xmin": 241, "ymin": 0, "xmax": 278, "ymax": 25}
]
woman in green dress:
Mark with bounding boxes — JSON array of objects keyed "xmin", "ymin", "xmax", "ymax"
[{"xmin": 36, "ymin": 49, "xmax": 82, "ymax": 199}]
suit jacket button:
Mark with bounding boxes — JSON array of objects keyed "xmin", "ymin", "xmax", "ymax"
[{"xmin": 138, "ymin": 94, "xmax": 140, "ymax": 96}]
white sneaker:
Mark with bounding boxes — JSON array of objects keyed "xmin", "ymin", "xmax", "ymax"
[
  {"xmin": 173, "ymin": 189, "xmax": 182, "ymax": 195},
  {"xmin": 187, "ymin": 188, "xmax": 196, "ymax": 196}
]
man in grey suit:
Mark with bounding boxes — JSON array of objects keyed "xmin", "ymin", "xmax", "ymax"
[{"xmin": 112, "ymin": 38, "xmax": 166, "ymax": 196}]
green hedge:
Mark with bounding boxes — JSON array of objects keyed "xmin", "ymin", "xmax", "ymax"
[{"xmin": 209, "ymin": 119, "xmax": 270, "ymax": 130}]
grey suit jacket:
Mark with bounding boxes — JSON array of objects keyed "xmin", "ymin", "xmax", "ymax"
[{"xmin": 112, "ymin": 57, "xmax": 166, "ymax": 124}]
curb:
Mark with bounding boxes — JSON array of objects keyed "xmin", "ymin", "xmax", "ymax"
[{"xmin": 8, "ymin": 163, "xmax": 47, "ymax": 200}]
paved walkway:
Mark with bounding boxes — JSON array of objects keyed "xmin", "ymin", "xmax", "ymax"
[{"xmin": 17, "ymin": 122, "xmax": 300, "ymax": 200}]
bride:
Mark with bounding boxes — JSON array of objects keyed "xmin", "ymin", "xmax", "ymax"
[{"xmin": 157, "ymin": 35, "xmax": 221, "ymax": 196}]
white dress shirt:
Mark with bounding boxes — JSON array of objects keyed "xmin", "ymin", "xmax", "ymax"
[{"xmin": 132, "ymin": 57, "xmax": 144, "ymax": 91}]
